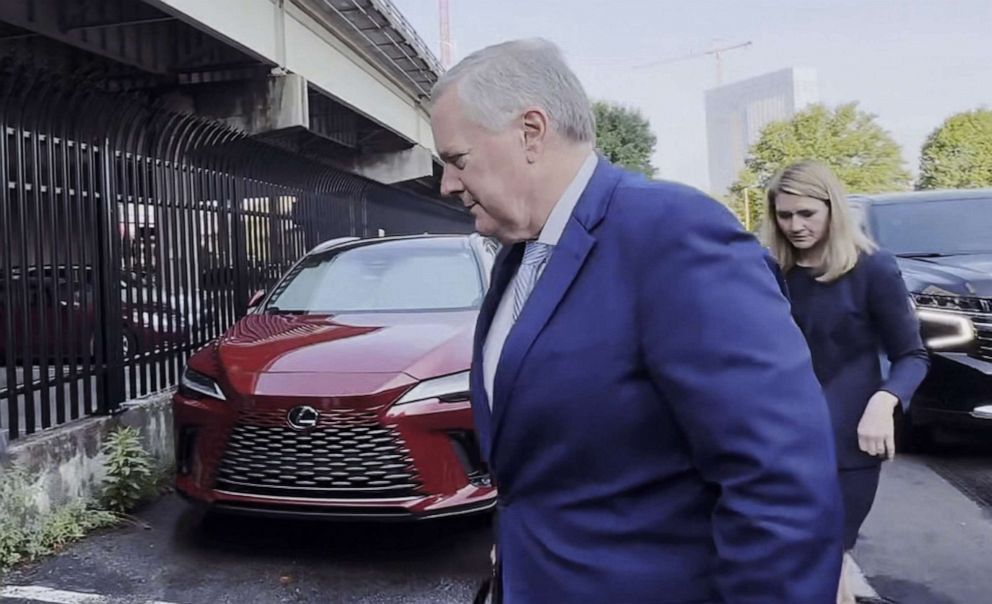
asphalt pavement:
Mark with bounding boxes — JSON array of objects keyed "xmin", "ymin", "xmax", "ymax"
[{"xmin": 3, "ymin": 440, "xmax": 991, "ymax": 604}]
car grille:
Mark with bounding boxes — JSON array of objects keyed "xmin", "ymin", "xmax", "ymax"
[
  {"xmin": 975, "ymin": 313, "xmax": 992, "ymax": 363},
  {"xmin": 214, "ymin": 408, "xmax": 423, "ymax": 499},
  {"xmin": 914, "ymin": 293, "xmax": 992, "ymax": 314}
]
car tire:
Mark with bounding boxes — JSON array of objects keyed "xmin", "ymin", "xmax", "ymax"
[
  {"xmin": 122, "ymin": 328, "xmax": 138, "ymax": 361},
  {"xmin": 87, "ymin": 328, "xmax": 139, "ymax": 362}
]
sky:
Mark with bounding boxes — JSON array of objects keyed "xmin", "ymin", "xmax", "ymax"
[{"xmin": 390, "ymin": 0, "xmax": 992, "ymax": 193}]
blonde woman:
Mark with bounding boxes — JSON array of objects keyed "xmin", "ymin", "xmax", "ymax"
[{"xmin": 763, "ymin": 161, "xmax": 929, "ymax": 604}]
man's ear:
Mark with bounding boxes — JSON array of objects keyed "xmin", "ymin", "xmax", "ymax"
[{"xmin": 521, "ymin": 107, "xmax": 549, "ymax": 162}]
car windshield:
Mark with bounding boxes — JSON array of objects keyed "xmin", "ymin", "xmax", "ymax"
[
  {"xmin": 264, "ymin": 239, "xmax": 484, "ymax": 313},
  {"xmin": 870, "ymin": 197, "xmax": 992, "ymax": 256}
]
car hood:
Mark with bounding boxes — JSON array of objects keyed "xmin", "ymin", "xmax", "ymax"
[
  {"xmin": 897, "ymin": 254, "xmax": 992, "ymax": 298},
  {"xmin": 214, "ymin": 311, "xmax": 476, "ymax": 391}
]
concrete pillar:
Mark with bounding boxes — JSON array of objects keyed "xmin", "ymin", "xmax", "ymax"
[
  {"xmin": 192, "ymin": 72, "xmax": 309, "ymax": 134},
  {"xmin": 351, "ymin": 144, "xmax": 434, "ymax": 185}
]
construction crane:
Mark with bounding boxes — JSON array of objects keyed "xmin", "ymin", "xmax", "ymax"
[
  {"xmin": 439, "ymin": 0, "xmax": 452, "ymax": 69},
  {"xmin": 636, "ymin": 41, "xmax": 752, "ymax": 87}
]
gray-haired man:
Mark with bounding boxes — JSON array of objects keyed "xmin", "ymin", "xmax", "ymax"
[{"xmin": 432, "ymin": 38, "xmax": 843, "ymax": 604}]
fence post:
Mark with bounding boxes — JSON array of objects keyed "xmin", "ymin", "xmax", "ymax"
[
  {"xmin": 96, "ymin": 140, "xmax": 125, "ymax": 414},
  {"xmin": 231, "ymin": 179, "xmax": 249, "ymax": 317}
]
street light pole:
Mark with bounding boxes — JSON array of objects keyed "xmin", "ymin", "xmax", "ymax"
[
  {"xmin": 743, "ymin": 188, "xmax": 751, "ymax": 231},
  {"xmin": 439, "ymin": 0, "xmax": 452, "ymax": 69}
]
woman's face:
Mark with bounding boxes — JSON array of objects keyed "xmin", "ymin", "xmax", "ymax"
[{"xmin": 774, "ymin": 193, "xmax": 831, "ymax": 252}]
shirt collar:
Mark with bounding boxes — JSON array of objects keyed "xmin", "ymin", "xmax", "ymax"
[{"xmin": 537, "ymin": 151, "xmax": 598, "ymax": 246}]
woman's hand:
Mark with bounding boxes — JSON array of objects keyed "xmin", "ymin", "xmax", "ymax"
[{"xmin": 858, "ymin": 391, "xmax": 900, "ymax": 460}]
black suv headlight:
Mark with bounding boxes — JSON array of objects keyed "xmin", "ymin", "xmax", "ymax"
[{"xmin": 911, "ymin": 294, "xmax": 978, "ymax": 351}]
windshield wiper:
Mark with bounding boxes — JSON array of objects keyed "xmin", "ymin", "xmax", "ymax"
[
  {"xmin": 263, "ymin": 306, "xmax": 306, "ymax": 315},
  {"xmin": 896, "ymin": 252, "xmax": 948, "ymax": 258}
]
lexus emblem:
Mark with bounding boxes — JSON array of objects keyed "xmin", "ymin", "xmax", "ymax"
[{"xmin": 286, "ymin": 405, "xmax": 320, "ymax": 431}]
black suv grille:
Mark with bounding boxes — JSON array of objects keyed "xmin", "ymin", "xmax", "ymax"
[
  {"xmin": 215, "ymin": 408, "xmax": 423, "ymax": 499},
  {"xmin": 913, "ymin": 294, "xmax": 992, "ymax": 314},
  {"xmin": 974, "ymin": 313, "xmax": 992, "ymax": 362}
]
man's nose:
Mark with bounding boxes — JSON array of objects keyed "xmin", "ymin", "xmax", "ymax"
[{"xmin": 440, "ymin": 166, "xmax": 463, "ymax": 197}]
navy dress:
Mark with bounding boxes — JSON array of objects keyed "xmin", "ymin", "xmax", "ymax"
[{"xmin": 786, "ymin": 249, "xmax": 928, "ymax": 548}]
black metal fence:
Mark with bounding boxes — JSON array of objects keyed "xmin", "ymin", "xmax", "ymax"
[{"xmin": 0, "ymin": 66, "xmax": 470, "ymax": 443}]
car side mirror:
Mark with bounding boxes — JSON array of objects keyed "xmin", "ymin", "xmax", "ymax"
[{"xmin": 247, "ymin": 289, "xmax": 266, "ymax": 309}]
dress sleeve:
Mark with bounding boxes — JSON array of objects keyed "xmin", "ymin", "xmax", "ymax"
[{"xmin": 867, "ymin": 250, "xmax": 930, "ymax": 409}]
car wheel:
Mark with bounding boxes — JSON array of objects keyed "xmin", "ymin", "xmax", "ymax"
[
  {"xmin": 87, "ymin": 329, "xmax": 139, "ymax": 361},
  {"xmin": 122, "ymin": 328, "xmax": 138, "ymax": 361}
]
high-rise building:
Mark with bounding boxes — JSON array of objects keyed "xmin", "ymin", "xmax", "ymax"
[{"xmin": 705, "ymin": 67, "xmax": 819, "ymax": 197}]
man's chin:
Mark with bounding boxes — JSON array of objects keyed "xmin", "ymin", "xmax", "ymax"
[
  {"xmin": 474, "ymin": 225, "xmax": 511, "ymax": 246},
  {"xmin": 473, "ymin": 219, "xmax": 496, "ymax": 238}
]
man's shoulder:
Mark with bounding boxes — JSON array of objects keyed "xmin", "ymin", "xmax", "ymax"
[
  {"xmin": 613, "ymin": 173, "xmax": 708, "ymax": 203},
  {"xmin": 605, "ymin": 172, "xmax": 740, "ymax": 232}
]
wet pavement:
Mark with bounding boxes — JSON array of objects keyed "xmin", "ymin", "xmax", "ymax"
[
  {"xmin": 2, "ymin": 436, "xmax": 990, "ymax": 603},
  {"xmin": 3, "ymin": 494, "xmax": 493, "ymax": 603}
]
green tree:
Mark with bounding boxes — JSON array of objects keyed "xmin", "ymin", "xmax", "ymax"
[
  {"xmin": 917, "ymin": 108, "xmax": 992, "ymax": 189},
  {"xmin": 727, "ymin": 168, "xmax": 764, "ymax": 232},
  {"xmin": 726, "ymin": 103, "xmax": 910, "ymax": 229},
  {"xmin": 593, "ymin": 101, "xmax": 657, "ymax": 177}
]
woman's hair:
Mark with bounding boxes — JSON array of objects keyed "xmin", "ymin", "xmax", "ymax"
[{"xmin": 761, "ymin": 160, "xmax": 877, "ymax": 282}]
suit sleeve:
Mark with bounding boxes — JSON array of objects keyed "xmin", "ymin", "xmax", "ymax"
[
  {"xmin": 867, "ymin": 251, "xmax": 930, "ymax": 409},
  {"xmin": 634, "ymin": 189, "xmax": 843, "ymax": 604}
]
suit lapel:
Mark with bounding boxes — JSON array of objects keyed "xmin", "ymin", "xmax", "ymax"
[
  {"xmin": 470, "ymin": 244, "xmax": 522, "ymax": 461},
  {"xmin": 489, "ymin": 158, "xmax": 624, "ymax": 457}
]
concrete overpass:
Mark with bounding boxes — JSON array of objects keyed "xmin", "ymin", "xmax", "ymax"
[{"xmin": 0, "ymin": 0, "xmax": 443, "ymax": 193}]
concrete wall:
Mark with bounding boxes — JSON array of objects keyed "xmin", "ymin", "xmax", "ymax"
[
  {"xmin": 0, "ymin": 392, "xmax": 174, "ymax": 514},
  {"xmin": 148, "ymin": 0, "xmax": 435, "ymax": 152}
]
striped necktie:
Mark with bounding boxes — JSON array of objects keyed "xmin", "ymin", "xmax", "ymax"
[{"xmin": 512, "ymin": 241, "xmax": 553, "ymax": 321}]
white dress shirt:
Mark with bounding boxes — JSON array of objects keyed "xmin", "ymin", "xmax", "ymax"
[{"xmin": 482, "ymin": 152, "xmax": 599, "ymax": 408}]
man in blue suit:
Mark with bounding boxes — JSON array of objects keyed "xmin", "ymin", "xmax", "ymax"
[{"xmin": 431, "ymin": 38, "xmax": 844, "ymax": 604}]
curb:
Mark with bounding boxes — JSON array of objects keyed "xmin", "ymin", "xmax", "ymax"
[{"xmin": 848, "ymin": 553, "xmax": 880, "ymax": 599}]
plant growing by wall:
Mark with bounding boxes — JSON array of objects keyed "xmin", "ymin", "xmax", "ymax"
[
  {"xmin": 0, "ymin": 466, "xmax": 116, "ymax": 575},
  {"xmin": 101, "ymin": 426, "xmax": 154, "ymax": 514}
]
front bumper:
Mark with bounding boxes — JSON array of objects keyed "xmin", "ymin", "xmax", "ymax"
[
  {"xmin": 912, "ymin": 352, "xmax": 992, "ymax": 431},
  {"xmin": 176, "ymin": 487, "xmax": 496, "ymax": 521},
  {"xmin": 172, "ymin": 392, "xmax": 496, "ymax": 520}
]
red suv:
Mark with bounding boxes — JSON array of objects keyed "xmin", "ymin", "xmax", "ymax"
[
  {"xmin": 0, "ymin": 266, "xmax": 189, "ymax": 362},
  {"xmin": 173, "ymin": 234, "xmax": 498, "ymax": 519}
]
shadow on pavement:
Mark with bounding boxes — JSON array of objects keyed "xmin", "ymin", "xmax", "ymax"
[{"xmin": 170, "ymin": 499, "xmax": 494, "ymax": 573}]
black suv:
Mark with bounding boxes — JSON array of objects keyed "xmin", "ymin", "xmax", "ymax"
[{"xmin": 848, "ymin": 189, "xmax": 992, "ymax": 447}]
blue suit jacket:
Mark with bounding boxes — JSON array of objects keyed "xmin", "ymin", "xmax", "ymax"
[{"xmin": 470, "ymin": 159, "xmax": 843, "ymax": 604}]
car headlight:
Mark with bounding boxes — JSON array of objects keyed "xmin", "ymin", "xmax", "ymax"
[
  {"xmin": 180, "ymin": 367, "xmax": 227, "ymax": 400},
  {"xmin": 912, "ymin": 296, "xmax": 977, "ymax": 351},
  {"xmin": 394, "ymin": 370, "xmax": 470, "ymax": 405}
]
